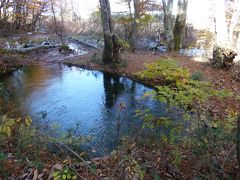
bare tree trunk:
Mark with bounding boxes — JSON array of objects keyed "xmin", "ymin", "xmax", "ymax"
[
  {"xmin": 162, "ymin": 0, "xmax": 175, "ymax": 51},
  {"xmin": 130, "ymin": 0, "xmax": 139, "ymax": 50},
  {"xmin": 99, "ymin": 0, "xmax": 120, "ymax": 63},
  {"xmin": 173, "ymin": 0, "xmax": 188, "ymax": 51},
  {"xmin": 127, "ymin": 0, "xmax": 133, "ymax": 40},
  {"xmin": 50, "ymin": 0, "xmax": 64, "ymax": 45},
  {"xmin": 228, "ymin": 0, "xmax": 240, "ymax": 49},
  {"xmin": 214, "ymin": 0, "xmax": 228, "ymax": 46},
  {"xmin": 14, "ymin": 0, "xmax": 22, "ymax": 32}
]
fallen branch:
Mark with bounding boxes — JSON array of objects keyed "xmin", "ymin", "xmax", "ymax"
[{"xmin": 5, "ymin": 42, "xmax": 55, "ymax": 53}]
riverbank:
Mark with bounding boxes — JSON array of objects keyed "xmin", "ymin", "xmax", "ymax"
[{"xmin": 1, "ymin": 44, "xmax": 238, "ymax": 118}]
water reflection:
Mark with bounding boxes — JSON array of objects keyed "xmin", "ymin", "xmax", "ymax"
[
  {"xmin": 0, "ymin": 64, "xmax": 163, "ymax": 156},
  {"xmin": 103, "ymin": 72, "xmax": 125, "ymax": 108}
]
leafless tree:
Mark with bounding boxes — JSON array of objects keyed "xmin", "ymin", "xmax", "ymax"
[
  {"xmin": 173, "ymin": 0, "xmax": 188, "ymax": 51},
  {"xmin": 99, "ymin": 0, "xmax": 120, "ymax": 63},
  {"xmin": 162, "ymin": 0, "xmax": 174, "ymax": 51}
]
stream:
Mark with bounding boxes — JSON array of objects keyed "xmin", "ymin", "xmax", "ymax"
[{"xmin": 0, "ymin": 64, "xmax": 170, "ymax": 156}]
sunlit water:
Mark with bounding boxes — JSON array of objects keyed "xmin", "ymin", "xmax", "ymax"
[{"xmin": 0, "ymin": 65, "xmax": 169, "ymax": 156}]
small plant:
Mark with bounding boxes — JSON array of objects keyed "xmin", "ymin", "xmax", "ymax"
[
  {"xmin": 122, "ymin": 155, "xmax": 145, "ymax": 180},
  {"xmin": 172, "ymin": 148, "xmax": 181, "ymax": 167},
  {"xmin": 118, "ymin": 38, "xmax": 130, "ymax": 50},
  {"xmin": 53, "ymin": 167, "xmax": 77, "ymax": 180},
  {"xmin": 191, "ymin": 71, "xmax": 204, "ymax": 81},
  {"xmin": 0, "ymin": 115, "xmax": 32, "ymax": 137}
]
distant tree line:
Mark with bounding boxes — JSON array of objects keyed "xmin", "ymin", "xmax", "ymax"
[{"xmin": 0, "ymin": 0, "xmax": 50, "ymax": 35}]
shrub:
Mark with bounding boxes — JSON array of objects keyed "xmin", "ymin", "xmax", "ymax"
[
  {"xmin": 118, "ymin": 38, "xmax": 130, "ymax": 50},
  {"xmin": 191, "ymin": 71, "xmax": 204, "ymax": 81},
  {"xmin": 138, "ymin": 59, "xmax": 232, "ymax": 110},
  {"xmin": 136, "ymin": 59, "xmax": 238, "ymax": 178}
]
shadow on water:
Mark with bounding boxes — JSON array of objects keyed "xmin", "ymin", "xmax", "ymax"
[{"xmin": 0, "ymin": 64, "xmax": 176, "ymax": 156}]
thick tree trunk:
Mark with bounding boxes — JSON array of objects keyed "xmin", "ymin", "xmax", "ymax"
[
  {"xmin": 173, "ymin": 0, "xmax": 188, "ymax": 51},
  {"xmin": 99, "ymin": 0, "xmax": 120, "ymax": 63},
  {"xmin": 162, "ymin": 0, "xmax": 175, "ymax": 51}
]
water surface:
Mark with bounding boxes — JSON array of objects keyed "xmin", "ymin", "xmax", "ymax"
[{"xmin": 0, "ymin": 64, "xmax": 166, "ymax": 155}]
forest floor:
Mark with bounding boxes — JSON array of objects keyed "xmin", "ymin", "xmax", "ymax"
[{"xmin": 0, "ymin": 39, "xmax": 240, "ymax": 179}]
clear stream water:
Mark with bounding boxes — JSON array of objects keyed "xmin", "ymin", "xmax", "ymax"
[{"xmin": 0, "ymin": 64, "xmax": 169, "ymax": 156}]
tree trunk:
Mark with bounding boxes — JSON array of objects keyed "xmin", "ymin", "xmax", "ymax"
[
  {"xmin": 130, "ymin": 0, "xmax": 140, "ymax": 50},
  {"xmin": 50, "ymin": 0, "xmax": 64, "ymax": 45},
  {"xmin": 99, "ymin": 0, "xmax": 120, "ymax": 63},
  {"xmin": 215, "ymin": 0, "xmax": 228, "ymax": 46},
  {"xmin": 173, "ymin": 0, "xmax": 188, "ymax": 51},
  {"xmin": 162, "ymin": 0, "xmax": 175, "ymax": 51}
]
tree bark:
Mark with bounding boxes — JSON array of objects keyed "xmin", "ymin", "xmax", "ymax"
[
  {"xmin": 162, "ymin": 0, "xmax": 175, "ymax": 51},
  {"xmin": 99, "ymin": 0, "xmax": 119, "ymax": 63},
  {"xmin": 173, "ymin": 0, "xmax": 188, "ymax": 51},
  {"xmin": 130, "ymin": 0, "xmax": 140, "ymax": 49},
  {"xmin": 214, "ymin": 0, "xmax": 228, "ymax": 46}
]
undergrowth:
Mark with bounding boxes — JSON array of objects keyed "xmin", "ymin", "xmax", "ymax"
[{"xmin": 135, "ymin": 59, "xmax": 239, "ymax": 178}]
